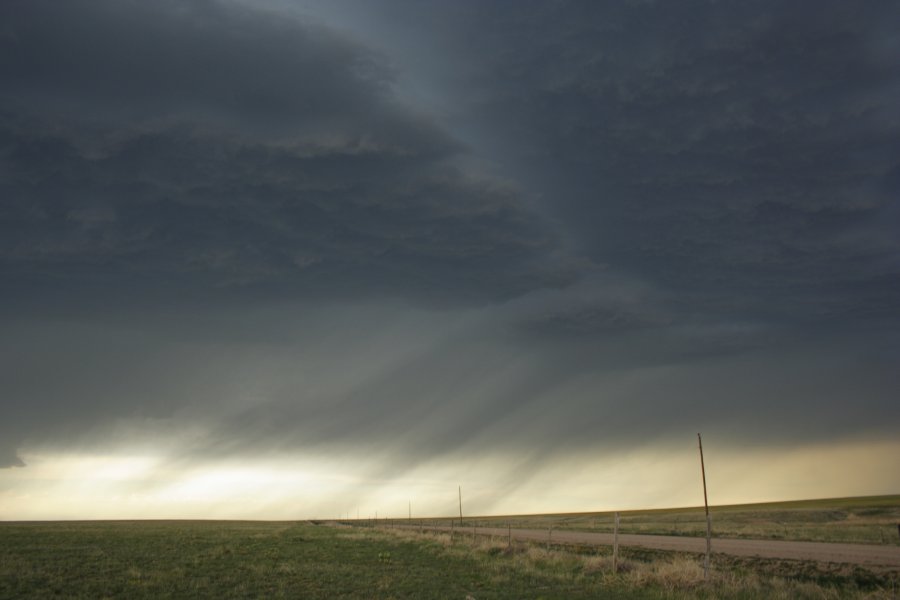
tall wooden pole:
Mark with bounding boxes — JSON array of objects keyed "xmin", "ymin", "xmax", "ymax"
[
  {"xmin": 698, "ymin": 433, "xmax": 711, "ymax": 578},
  {"xmin": 613, "ymin": 512, "xmax": 620, "ymax": 573},
  {"xmin": 458, "ymin": 485, "xmax": 463, "ymax": 526}
]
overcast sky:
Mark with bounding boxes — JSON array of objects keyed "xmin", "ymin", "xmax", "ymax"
[{"xmin": 1, "ymin": 0, "xmax": 898, "ymax": 519}]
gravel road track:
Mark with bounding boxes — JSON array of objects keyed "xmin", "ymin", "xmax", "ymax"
[{"xmin": 397, "ymin": 525, "xmax": 900, "ymax": 568}]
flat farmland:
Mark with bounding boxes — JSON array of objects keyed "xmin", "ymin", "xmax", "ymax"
[
  {"xmin": 1, "ymin": 496, "xmax": 898, "ymax": 599},
  {"xmin": 2, "ymin": 521, "xmax": 609, "ymax": 599},
  {"xmin": 410, "ymin": 495, "xmax": 900, "ymax": 546}
]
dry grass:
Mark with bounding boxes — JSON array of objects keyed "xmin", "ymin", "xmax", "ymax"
[
  {"xmin": 373, "ymin": 524, "xmax": 900, "ymax": 599},
  {"xmin": 626, "ymin": 556, "xmax": 706, "ymax": 590},
  {"xmin": 416, "ymin": 495, "xmax": 900, "ymax": 546}
]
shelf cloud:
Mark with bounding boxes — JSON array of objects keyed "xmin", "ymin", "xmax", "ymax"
[{"xmin": 1, "ymin": 0, "xmax": 898, "ymax": 517}]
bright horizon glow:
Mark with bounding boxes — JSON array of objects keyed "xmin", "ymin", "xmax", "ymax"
[{"xmin": 2, "ymin": 438, "xmax": 897, "ymax": 521}]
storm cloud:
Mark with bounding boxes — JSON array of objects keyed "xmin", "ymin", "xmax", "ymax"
[
  {"xmin": 1, "ymin": 0, "xmax": 898, "ymax": 516},
  {"xmin": 371, "ymin": 0, "xmax": 900, "ymax": 321},
  {"xmin": 1, "ymin": 0, "xmax": 575, "ymax": 311}
]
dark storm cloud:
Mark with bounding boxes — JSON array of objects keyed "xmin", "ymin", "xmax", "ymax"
[
  {"xmin": 183, "ymin": 0, "xmax": 899, "ymax": 465},
  {"xmin": 0, "ymin": 447, "xmax": 25, "ymax": 469},
  {"xmin": 368, "ymin": 0, "xmax": 900, "ymax": 328},
  {"xmin": 0, "ymin": 0, "xmax": 582, "ymax": 469},
  {"xmin": 0, "ymin": 0, "xmax": 576, "ymax": 312},
  {"xmin": 139, "ymin": 310, "xmax": 898, "ymax": 492},
  {"xmin": 2, "ymin": 0, "xmax": 899, "ymax": 480}
]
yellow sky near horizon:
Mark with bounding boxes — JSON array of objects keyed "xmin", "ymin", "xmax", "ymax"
[{"xmin": 2, "ymin": 437, "xmax": 897, "ymax": 521}]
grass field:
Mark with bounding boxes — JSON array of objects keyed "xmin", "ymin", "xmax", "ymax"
[
  {"xmin": 399, "ymin": 495, "xmax": 900, "ymax": 546},
  {"xmin": 1, "ymin": 518, "xmax": 897, "ymax": 599}
]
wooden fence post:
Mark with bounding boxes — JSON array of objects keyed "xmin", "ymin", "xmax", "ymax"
[
  {"xmin": 699, "ymin": 433, "xmax": 712, "ymax": 579},
  {"xmin": 613, "ymin": 512, "xmax": 620, "ymax": 573}
]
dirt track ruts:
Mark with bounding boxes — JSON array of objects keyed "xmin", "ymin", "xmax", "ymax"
[{"xmin": 395, "ymin": 525, "xmax": 900, "ymax": 568}]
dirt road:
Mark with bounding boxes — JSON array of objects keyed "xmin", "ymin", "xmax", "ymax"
[{"xmin": 397, "ymin": 525, "xmax": 900, "ymax": 568}]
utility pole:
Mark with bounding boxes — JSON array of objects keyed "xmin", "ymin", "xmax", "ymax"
[
  {"xmin": 698, "ymin": 433, "xmax": 712, "ymax": 578},
  {"xmin": 458, "ymin": 485, "xmax": 463, "ymax": 526},
  {"xmin": 613, "ymin": 512, "xmax": 620, "ymax": 573}
]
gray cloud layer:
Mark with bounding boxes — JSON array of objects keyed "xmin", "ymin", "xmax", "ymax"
[
  {"xmin": 1, "ymin": 0, "xmax": 576, "ymax": 313},
  {"xmin": 378, "ymin": 0, "xmax": 900, "ymax": 325},
  {"xmin": 1, "ymin": 0, "xmax": 898, "ymax": 474}
]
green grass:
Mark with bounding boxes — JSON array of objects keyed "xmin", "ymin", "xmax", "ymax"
[
  {"xmin": 424, "ymin": 495, "xmax": 900, "ymax": 546},
  {"xmin": 1, "ymin": 520, "xmax": 896, "ymax": 599},
  {"xmin": 0, "ymin": 520, "xmax": 648, "ymax": 599}
]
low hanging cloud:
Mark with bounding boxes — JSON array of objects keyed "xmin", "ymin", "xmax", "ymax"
[
  {"xmin": 0, "ymin": 0, "xmax": 578, "ymax": 315},
  {"xmin": 1, "ymin": 0, "xmax": 898, "ymax": 511},
  {"xmin": 383, "ymin": 0, "xmax": 900, "ymax": 325},
  {"xmin": 0, "ymin": 447, "xmax": 25, "ymax": 469},
  {"xmin": 0, "ymin": 0, "xmax": 583, "ymax": 470}
]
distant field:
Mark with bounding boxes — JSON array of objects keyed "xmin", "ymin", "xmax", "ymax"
[
  {"xmin": 395, "ymin": 495, "xmax": 900, "ymax": 546},
  {"xmin": 1, "ymin": 519, "xmax": 896, "ymax": 599},
  {"xmin": 2, "ymin": 506, "xmax": 898, "ymax": 599}
]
